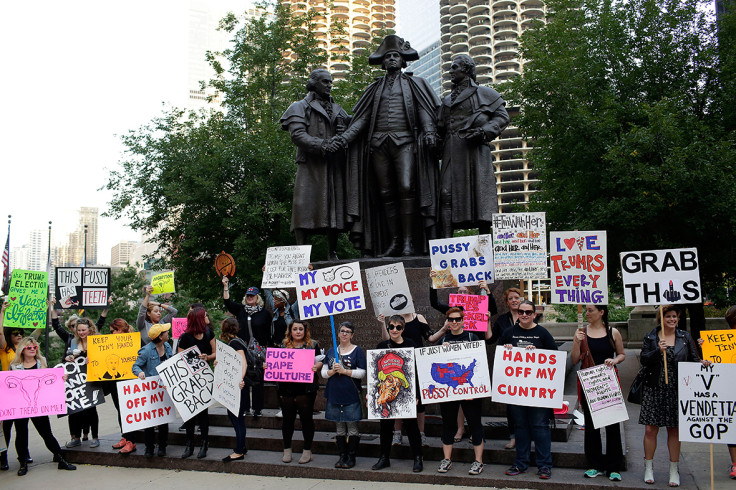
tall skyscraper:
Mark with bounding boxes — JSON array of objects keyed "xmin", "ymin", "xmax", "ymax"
[
  {"xmin": 406, "ymin": 40, "xmax": 442, "ymax": 96},
  {"xmin": 111, "ymin": 240, "xmax": 139, "ymax": 267},
  {"xmin": 281, "ymin": 0, "xmax": 397, "ymax": 79},
  {"xmin": 59, "ymin": 207, "xmax": 99, "ymax": 266},
  {"xmin": 439, "ymin": 0, "xmax": 544, "ymax": 212}
]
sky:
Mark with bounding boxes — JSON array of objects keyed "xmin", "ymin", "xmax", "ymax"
[{"xmin": 0, "ymin": 0, "xmax": 438, "ymax": 268}]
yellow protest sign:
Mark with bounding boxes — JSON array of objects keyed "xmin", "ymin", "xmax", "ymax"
[
  {"xmin": 87, "ymin": 333, "xmax": 139, "ymax": 381},
  {"xmin": 700, "ymin": 329, "xmax": 736, "ymax": 364},
  {"xmin": 151, "ymin": 271, "xmax": 175, "ymax": 295}
]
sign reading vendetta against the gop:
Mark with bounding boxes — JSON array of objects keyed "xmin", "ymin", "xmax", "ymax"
[
  {"xmin": 492, "ymin": 212, "xmax": 547, "ymax": 280},
  {"xmin": 620, "ymin": 248, "xmax": 701, "ymax": 306},
  {"xmin": 415, "ymin": 341, "xmax": 491, "ymax": 404},
  {"xmin": 54, "ymin": 267, "xmax": 110, "ymax": 309},
  {"xmin": 491, "ymin": 347, "xmax": 566, "ymax": 409},
  {"xmin": 550, "ymin": 231, "xmax": 608, "ymax": 305},
  {"xmin": 678, "ymin": 362, "xmax": 736, "ymax": 444},
  {"xmin": 297, "ymin": 262, "xmax": 365, "ymax": 319},
  {"xmin": 4, "ymin": 270, "xmax": 47, "ymax": 329},
  {"xmin": 429, "ymin": 235, "xmax": 493, "ymax": 289}
]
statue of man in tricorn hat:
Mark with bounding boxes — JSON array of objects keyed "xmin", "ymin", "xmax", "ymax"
[{"xmin": 336, "ymin": 35, "xmax": 441, "ymax": 257}]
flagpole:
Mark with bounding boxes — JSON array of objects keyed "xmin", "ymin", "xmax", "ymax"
[
  {"xmin": 1, "ymin": 215, "xmax": 10, "ymax": 296},
  {"xmin": 45, "ymin": 221, "xmax": 52, "ymax": 360}
]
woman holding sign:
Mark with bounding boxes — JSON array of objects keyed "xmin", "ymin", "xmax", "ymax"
[
  {"xmin": 137, "ymin": 286, "xmax": 178, "ymax": 346},
  {"xmin": 218, "ymin": 318, "xmax": 249, "ymax": 462},
  {"xmin": 571, "ymin": 305, "xmax": 626, "ymax": 481},
  {"xmin": 639, "ymin": 304, "xmax": 707, "ymax": 486},
  {"xmin": 321, "ymin": 321, "xmax": 366, "ymax": 469}
]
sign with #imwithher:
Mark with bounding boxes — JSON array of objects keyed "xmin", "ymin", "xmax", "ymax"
[
  {"xmin": 296, "ymin": 262, "xmax": 365, "ymax": 319},
  {"xmin": 620, "ymin": 248, "xmax": 701, "ymax": 306},
  {"xmin": 550, "ymin": 231, "xmax": 608, "ymax": 305},
  {"xmin": 492, "ymin": 212, "xmax": 547, "ymax": 280},
  {"xmin": 429, "ymin": 235, "xmax": 493, "ymax": 289}
]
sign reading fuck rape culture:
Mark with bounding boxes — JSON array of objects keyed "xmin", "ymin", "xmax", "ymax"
[
  {"xmin": 296, "ymin": 262, "xmax": 365, "ymax": 319},
  {"xmin": 550, "ymin": 231, "xmax": 608, "ymax": 305}
]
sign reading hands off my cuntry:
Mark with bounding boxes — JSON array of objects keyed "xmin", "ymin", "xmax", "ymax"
[
  {"xmin": 296, "ymin": 262, "xmax": 365, "ymax": 319},
  {"xmin": 491, "ymin": 347, "xmax": 566, "ymax": 409},
  {"xmin": 117, "ymin": 376, "xmax": 177, "ymax": 432}
]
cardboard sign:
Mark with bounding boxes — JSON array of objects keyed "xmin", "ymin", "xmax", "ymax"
[
  {"xmin": 620, "ymin": 248, "xmax": 701, "ymax": 306},
  {"xmin": 415, "ymin": 341, "xmax": 492, "ymax": 404},
  {"xmin": 492, "ymin": 212, "xmax": 547, "ymax": 280},
  {"xmin": 449, "ymin": 294, "xmax": 489, "ymax": 332},
  {"xmin": 701, "ymin": 329, "xmax": 736, "ymax": 364},
  {"xmin": 262, "ymin": 245, "xmax": 312, "ymax": 288},
  {"xmin": 55, "ymin": 357, "xmax": 105, "ymax": 415},
  {"xmin": 156, "ymin": 346, "xmax": 215, "ymax": 421},
  {"xmin": 366, "ymin": 348, "xmax": 417, "ymax": 419},
  {"xmin": 54, "ymin": 267, "xmax": 111, "ymax": 309},
  {"xmin": 264, "ymin": 347, "xmax": 315, "ymax": 383},
  {"xmin": 296, "ymin": 262, "xmax": 365, "ymax": 319},
  {"xmin": 678, "ymin": 362, "xmax": 736, "ymax": 443},
  {"xmin": 0, "ymin": 368, "xmax": 66, "ymax": 421},
  {"xmin": 214, "ymin": 341, "xmax": 244, "ymax": 414},
  {"xmin": 491, "ymin": 347, "xmax": 566, "ymax": 409},
  {"xmin": 4, "ymin": 269, "xmax": 48, "ymax": 329},
  {"xmin": 429, "ymin": 235, "xmax": 494, "ymax": 289},
  {"xmin": 117, "ymin": 376, "xmax": 177, "ymax": 432},
  {"xmin": 577, "ymin": 364, "xmax": 628, "ymax": 429},
  {"xmin": 365, "ymin": 262, "xmax": 415, "ymax": 317},
  {"xmin": 86, "ymin": 333, "xmax": 138, "ymax": 381},
  {"xmin": 550, "ymin": 231, "xmax": 608, "ymax": 305},
  {"xmin": 151, "ymin": 271, "xmax": 175, "ymax": 295},
  {"xmin": 171, "ymin": 318, "xmax": 187, "ymax": 340}
]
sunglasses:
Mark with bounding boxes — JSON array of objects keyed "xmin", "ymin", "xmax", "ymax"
[
  {"xmin": 518, "ymin": 310, "xmax": 535, "ymax": 316},
  {"xmin": 77, "ymin": 319, "xmax": 90, "ymax": 325},
  {"xmin": 339, "ymin": 330, "xmax": 353, "ymax": 334},
  {"xmin": 387, "ymin": 324, "xmax": 404, "ymax": 331},
  {"xmin": 24, "ymin": 345, "xmax": 38, "ymax": 351},
  {"xmin": 447, "ymin": 317, "xmax": 464, "ymax": 323},
  {"xmin": 11, "ymin": 331, "xmax": 23, "ymax": 336}
]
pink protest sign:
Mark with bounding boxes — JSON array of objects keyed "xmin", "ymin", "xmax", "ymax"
[
  {"xmin": 449, "ymin": 294, "xmax": 489, "ymax": 332},
  {"xmin": 264, "ymin": 347, "xmax": 315, "ymax": 383},
  {"xmin": 171, "ymin": 318, "xmax": 187, "ymax": 339},
  {"xmin": 0, "ymin": 368, "xmax": 67, "ymax": 421}
]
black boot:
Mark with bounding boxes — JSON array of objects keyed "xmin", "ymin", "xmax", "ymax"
[
  {"xmin": 196, "ymin": 439, "xmax": 208, "ymax": 459},
  {"xmin": 379, "ymin": 201, "xmax": 401, "ymax": 257},
  {"xmin": 400, "ymin": 198, "xmax": 415, "ymax": 256},
  {"xmin": 345, "ymin": 435, "xmax": 360, "ymax": 469},
  {"xmin": 0, "ymin": 451, "xmax": 8, "ymax": 471},
  {"xmin": 335, "ymin": 435, "xmax": 348, "ymax": 468},
  {"xmin": 181, "ymin": 440, "xmax": 195, "ymax": 459},
  {"xmin": 57, "ymin": 455, "xmax": 76, "ymax": 471},
  {"xmin": 413, "ymin": 456, "xmax": 423, "ymax": 473},
  {"xmin": 371, "ymin": 454, "xmax": 390, "ymax": 470},
  {"xmin": 17, "ymin": 463, "xmax": 28, "ymax": 476}
]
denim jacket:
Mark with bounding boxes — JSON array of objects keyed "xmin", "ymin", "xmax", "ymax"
[{"xmin": 132, "ymin": 341, "xmax": 173, "ymax": 377}]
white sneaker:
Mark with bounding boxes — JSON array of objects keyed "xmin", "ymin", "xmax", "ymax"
[
  {"xmin": 469, "ymin": 460, "xmax": 484, "ymax": 475},
  {"xmin": 275, "ymin": 410, "xmax": 283, "ymax": 418},
  {"xmin": 391, "ymin": 430, "xmax": 402, "ymax": 446},
  {"xmin": 437, "ymin": 459, "xmax": 452, "ymax": 473}
]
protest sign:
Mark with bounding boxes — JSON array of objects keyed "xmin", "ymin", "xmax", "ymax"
[
  {"xmin": 262, "ymin": 245, "xmax": 312, "ymax": 288},
  {"xmin": 117, "ymin": 376, "xmax": 177, "ymax": 432},
  {"xmin": 620, "ymin": 248, "xmax": 701, "ymax": 306},
  {"xmin": 492, "ymin": 347, "xmax": 566, "ymax": 409},
  {"xmin": 366, "ymin": 348, "xmax": 417, "ymax": 419},
  {"xmin": 151, "ymin": 271, "xmax": 175, "ymax": 295},
  {"xmin": 550, "ymin": 231, "xmax": 608, "ymax": 305},
  {"xmin": 4, "ymin": 269, "xmax": 47, "ymax": 329},
  {"xmin": 449, "ymin": 294, "xmax": 489, "ymax": 332},
  {"xmin": 87, "ymin": 333, "xmax": 138, "ymax": 381},
  {"xmin": 171, "ymin": 318, "xmax": 187, "ymax": 340},
  {"xmin": 214, "ymin": 340, "xmax": 244, "ymax": 414},
  {"xmin": 701, "ymin": 329, "xmax": 736, "ymax": 364},
  {"xmin": 429, "ymin": 235, "xmax": 494, "ymax": 289},
  {"xmin": 264, "ymin": 347, "xmax": 315, "ymax": 383},
  {"xmin": 55, "ymin": 357, "xmax": 105, "ymax": 415},
  {"xmin": 577, "ymin": 364, "xmax": 628, "ymax": 429},
  {"xmin": 54, "ymin": 267, "xmax": 110, "ymax": 309},
  {"xmin": 492, "ymin": 212, "xmax": 547, "ymax": 280},
  {"xmin": 678, "ymin": 362, "xmax": 736, "ymax": 444},
  {"xmin": 296, "ymin": 262, "xmax": 365, "ymax": 319},
  {"xmin": 365, "ymin": 262, "xmax": 414, "ymax": 317},
  {"xmin": 415, "ymin": 341, "xmax": 491, "ymax": 404},
  {"xmin": 0, "ymin": 368, "xmax": 66, "ymax": 421},
  {"xmin": 156, "ymin": 346, "xmax": 215, "ymax": 421}
]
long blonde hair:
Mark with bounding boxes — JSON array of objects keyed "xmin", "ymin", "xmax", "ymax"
[
  {"xmin": 73, "ymin": 318, "xmax": 98, "ymax": 344},
  {"xmin": 11, "ymin": 337, "xmax": 47, "ymax": 368}
]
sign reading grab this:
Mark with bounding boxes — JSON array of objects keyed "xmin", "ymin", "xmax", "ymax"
[
  {"xmin": 620, "ymin": 248, "xmax": 701, "ymax": 306},
  {"xmin": 297, "ymin": 262, "xmax": 365, "ymax": 319}
]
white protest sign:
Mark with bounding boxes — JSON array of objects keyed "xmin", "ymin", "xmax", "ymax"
[
  {"xmin": 678, "ymin": 362, "xmax": 736, "ymax": 444},
  {"xmin": 492, "ymin": 212, "xmax": 547, "ymax": 280},
  {"xmin": 296, "ymin": 262, "xmax": 365, "ymax": 319},
  {"xmin": 156, "ymin": 346, "xmax": 215, "ymax": 421},
  {"xmin": 492, "ymin": 347, "xmax": 566, "ymax": 409},
  {"xmin": 620, "ymin": 248, "xmax": 701, "ymax": 306},
  {"xmin": 365, "ymin": 262, "xmax": 414, "ymax": 317},
  {"xmin": 117, "ymin": 376, "xmax": 177, "ymax": 432},
  {"xmin": 428, "ymin": 235, "xmax": 494, "ymax": 289},
  {"xmin": 550, "ymin": 231, "xmax": 608, "ymax": 305},
  {"xmin": 214, "ymin": 341, "xmax": 244, "ymax": 415},
  {"xmin": 577, "ymin": 364, "xmax": 628, "ymax": 429},
  {"xmin": 415, "ymin": 341, "xmax": 492, "ymax": 404},
  {"xmin": 366, "ymin": 348, "xmax": 417, "ymax": 420},
  {"xmin": 262, "ymin": 245, "xmax": 312, "ymax": 288}
]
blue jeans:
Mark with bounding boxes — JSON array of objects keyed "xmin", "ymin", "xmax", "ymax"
[{"xmin": 508, "ymin": 405, "xmax": 553, "ymax": 471}]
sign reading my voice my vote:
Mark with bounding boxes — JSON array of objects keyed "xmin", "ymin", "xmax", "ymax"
[{"xmin": 296, "ymin": 262, "xmax": 365, "ymax": 320}]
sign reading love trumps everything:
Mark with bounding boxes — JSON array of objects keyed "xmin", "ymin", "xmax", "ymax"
[
  {"xmin": 492, "ymin": 213, "xmax": 547, "ymax": 280},
  {"xmin": 4, "ymin": 270, "xmax": 48, "ymax": 329},
  {"xmin": 296, "ymin": 262, "xmax": 365, "ymax": 319},
  {"xmin": 549, "ymin": 231, "xmax": 608, "ymax": 305},
  {"xmin": 620, "ymin": 248, "xmax": 701, "ymax": 306}
]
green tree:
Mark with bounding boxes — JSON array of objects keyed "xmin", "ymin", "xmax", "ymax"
[{"xmin": 507, "ymin": 0, "xmax": 736, "ymax": 291}]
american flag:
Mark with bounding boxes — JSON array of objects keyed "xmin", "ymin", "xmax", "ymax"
[{"xmin": 1, "ymin": 230, "xmax": 9, "ymax": 295}]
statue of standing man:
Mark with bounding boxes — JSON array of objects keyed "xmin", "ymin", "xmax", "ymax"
[
  {"xmin": 337, "ymin": 35, "xmax": 441, "ymax": 257},
  {"xmin": 281, "ymin": 69, "xmax": 349, "ymax": 260}
]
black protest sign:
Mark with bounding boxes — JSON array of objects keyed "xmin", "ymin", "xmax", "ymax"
[
  {"xmin": 55, "ymin": 267, "xmax": 111, "ymax": 309},
  {"xmin": 54, "ymin": 358, "xmax": 105, "ymax": 415}
]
